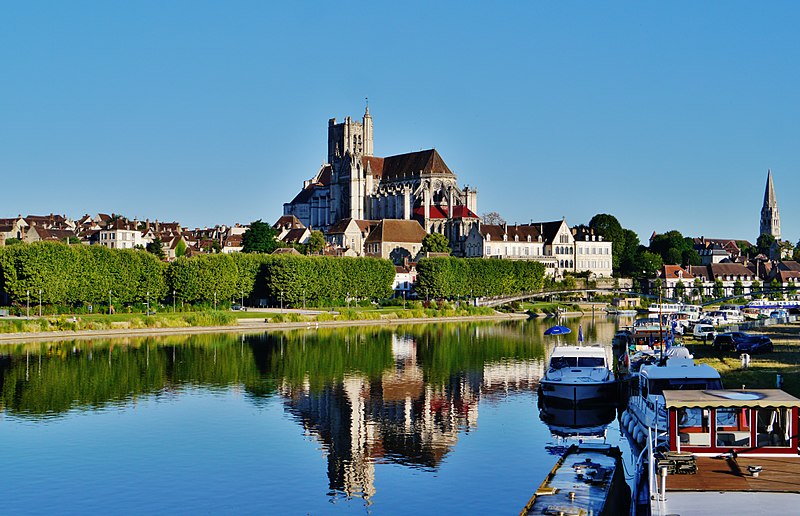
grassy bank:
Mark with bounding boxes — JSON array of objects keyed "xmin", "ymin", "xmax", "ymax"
[
  {"xmin": 267, "ymin": 305, "xmax": 497, "ymax": 323},
  {"xmin": 0, "ymin": 311, "xmax": 239, "ymax": 333},
  {"xmin": 689, "ymin": 323, "xmax": 800, "ymax": 397}
]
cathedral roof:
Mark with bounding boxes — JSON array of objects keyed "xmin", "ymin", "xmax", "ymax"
[
  {"xmin": 378, "ymin": 149, "xmax": 455, "ymax": 182},
  {"xmin": 412, "ymin": 205, "xmax": 478, "ymax": 219},
  {"xmin": 362, "ymin": 156, "xmax": 385, "ymax": 179}
]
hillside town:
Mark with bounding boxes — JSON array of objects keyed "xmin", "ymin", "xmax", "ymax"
[{"xmin": 1, "ymin": 110, "xmax": 797, "ymax": 301}]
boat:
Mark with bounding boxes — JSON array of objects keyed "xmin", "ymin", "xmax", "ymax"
[
  {"xmin": 620, "ymin": 347, "xmax": 722, "ymax": 448},
  {"xmin": 520, "ymin": 443, "xmax": 630, "ymax": 516},
  {"xmin": 746, "ymin": 298, "xmax": 800, "ymax": 310},
  {"xmin": 538, "ymin": 399, "xmax": 616, "ymax": 439},
  {"xmin": 605, "ymin": 307, "xmax": 638, "ymax": 316},
  {"xmin": 634, "ymin": 389, "xmax": 800, "ymax": 515},
  {"xmin": 539, "ymin": 346, "xmax": 617, "ymax": 406}
]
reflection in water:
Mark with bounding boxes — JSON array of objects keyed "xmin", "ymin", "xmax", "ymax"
[
  {"xmin": 539, "ymin": 400, "xmax": 617, "ymax": 439},
  {"xmin": 0, "ymin": 318, "xmax": 626, "ymax": 506}
]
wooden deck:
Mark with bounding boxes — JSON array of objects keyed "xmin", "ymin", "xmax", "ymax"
[{"xmin": 666, "ymin": 456, "xmax": 800, "ymax": 493}]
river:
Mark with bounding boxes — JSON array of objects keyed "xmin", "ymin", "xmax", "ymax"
[{"xmin": 0, "ymin": 316, "xmax": 634, "ymax": 514}]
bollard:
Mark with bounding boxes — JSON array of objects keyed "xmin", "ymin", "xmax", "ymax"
[
  {"xmin": 659, "ymin": 466, "xmax": 668, "ymax": 501},
  {"xmin": 777, "ymin": 374, "xmax": 784, "ymax": 389},
  {"xmin": 740, "ymin": 353, "xmax": 750, "ymax": 369}
]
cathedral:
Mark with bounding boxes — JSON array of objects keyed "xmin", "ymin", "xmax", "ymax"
[
  {"xmin": 760, "ymin": 169, "xmax": 780, "ymax": 240},
  {"xmin": 282, "ymin": 108, "xmax": 479, "ymax": 251}
]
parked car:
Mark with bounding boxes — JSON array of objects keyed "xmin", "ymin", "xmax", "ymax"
[
  {"xmin": 693, "ymin": 324, "xmax": 717, "ymax": 340},
  {"xmin": 713, "ymin": 332, "xmax": 774, "ymax": 354}
]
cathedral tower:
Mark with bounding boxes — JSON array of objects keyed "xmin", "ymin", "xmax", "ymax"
[
  {"xmin": 327, "ymin": 106, "xmax": 374, "ymax": 164},
  {"xmin": 760, "ymin": 169, "xmax": 781, "ymax": 240}
]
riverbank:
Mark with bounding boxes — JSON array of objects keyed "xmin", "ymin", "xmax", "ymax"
[
  {"xmin": 0, "ymin": 311, "xmax": 529, "ymax": 344},
  {"xmin": 690, "ymin": 321, "xmax": 800, "ymax": 397}
]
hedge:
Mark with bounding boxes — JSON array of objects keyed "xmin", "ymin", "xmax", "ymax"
[{"xmin": 415, "ymin": 257, "xmax": 545, "ymax": 298}]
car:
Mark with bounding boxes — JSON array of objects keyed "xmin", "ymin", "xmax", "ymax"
[
  {"xmin": 693, "ymin": 324, "xmax": 717, "ymax": 340},
  {"xmin": 231, "ymin": 303, "xmax": 243, "ymax": 311},
  {"xmin": 713, "ymin": 332, "xmax": 774, "ymax": 354}
]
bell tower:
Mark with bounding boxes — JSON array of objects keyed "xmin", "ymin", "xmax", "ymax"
[{"xmin": 760, "ymin": 169, "xmax": 781, "ymax": 240}]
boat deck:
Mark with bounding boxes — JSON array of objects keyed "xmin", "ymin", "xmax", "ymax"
[{"xmin": 666, "ymin": 456, "xmax": 800, "ymax": 493}]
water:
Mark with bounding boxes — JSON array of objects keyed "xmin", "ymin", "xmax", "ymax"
[{"xmin": 0, "ymin": 317, "xmax": 632, "ymax": 514}]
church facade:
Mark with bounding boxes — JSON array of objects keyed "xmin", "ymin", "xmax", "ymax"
[{"xmin": 283, "ymin": 108, "xmax": 479, "ymax": 254}]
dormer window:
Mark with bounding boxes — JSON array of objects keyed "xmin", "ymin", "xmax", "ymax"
[
  {"xmin": 527, "ymin": 235, "xmax": 531, "ymax": 242},
  {"xmin": 514, "ymin": 235, "xmax": 519, "ymax": 242},
  {"xmin": 503, "ymin": 234, "xmax": 508, "ymax": 241}
]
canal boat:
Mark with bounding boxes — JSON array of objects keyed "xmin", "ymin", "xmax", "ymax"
[
  {"xmin": 746, "ymin": 298, "xmax": 800, "ymax": 311},
  {"xmin": 635, "ymin": 389, "xmax": 800, "ymax": 515},
  {"xmin": 539, "ymin": 346, "xmax": 617, "ymax": 406},
  {"xmin": 621, "ymin": 348, "xmax": 722, "ymax": 448},
  {"xmin": 520, "ymin": 443, "xmax": 630, "ymax": 516}
]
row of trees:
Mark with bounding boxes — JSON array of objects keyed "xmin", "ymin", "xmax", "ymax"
[
  {"xmin": 415, "ymin": 257, "xmax": 546, "ymax": 298},
  {"xmin": 0, "ymin": 242, "xmax": 395, "ymax": 308}
]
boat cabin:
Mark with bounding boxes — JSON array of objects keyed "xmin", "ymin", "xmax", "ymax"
[{"xmin": 662, "ymin": 389, "xmax": 800, "ymax": 456}]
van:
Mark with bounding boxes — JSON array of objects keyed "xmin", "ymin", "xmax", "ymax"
[{"xmin": 693, "ymin": 324, "xmax": 716, "ymax": 340}]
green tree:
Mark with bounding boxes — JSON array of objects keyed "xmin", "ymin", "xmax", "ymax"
[
  {"xmin": 589, "ymin": 214, "xmax": 624, "ymax": 273},
  {"xmin": 242, "ymin": 220, "xmax": 278, "ymax": 254},
  {"xmin": 421, "ymin": 233, "xmax": 451, "ymax": 254},
  {"xmin": 618, "ymin": 229, "xmax": 640, "ymax": 277},
  {"xmin": 146, "ymin": 237, "xmax": 165, "ymax": 259},
  {"xmin": 692, "ymin": 277, "xmax": 703, "ymax": 300},
  {"xmin": 306, "ymin": 230, "xmax": 326, "ymax": 255},
  {"xmin": 681, "ymin": 249, "xmax": 701, "ymax": 266},
  {"xmin": 175, "ymin": 239, "xmax": 187, "ymax": 258},
  {"xmin": 637, "ymin": 251, "xmax": 663, "ymax": 278},
  {"xmin": 750, "ymin": 278, "xmax": 762, "ymax": 299},
  {"xmin": 712, "ymin": 279, "xmax": 724, "ymax": 299},
  {"xmin": 733, "ymin": 279, "xmax": 744, "ymax": 297},
  {"xmin": 757, "ymin": 233, "xmax": 776, "ymax": 256},
  {"xmin": 649, "ymin": 230, "xmax": 692, "ymax": 265},
  {"xmin": 674, "ymin": 280, "xmax": 686, "ymax": 300},
  {"xmin": 769, "ymin": 278, "xmax": 782, "ymax": 300}
]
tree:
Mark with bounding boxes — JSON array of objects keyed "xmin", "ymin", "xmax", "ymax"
[
  {"xmin": 421, "ymin": 233, "xmax": 451, "ymax": 254},
  {"xmin": 681, "ymin": 249, "xmax": 701, "ymax": 266},
  {"xmin": 794, "ymin": 240, "xmax": 800, "ymax": 262},
  {"xmin": 649, "ymin": 230, "xmax": 692, "ymax": 265},
  {"xmin": 712, "ymin": 279, "xmax": 724, "ymax": 299},
  {"xmin": 242, "ymin": 220, "xmax": 278, "ymax": 254},
  {"xmin": 175, "ymin": 239, "xmax": 187, "ymax": 258},
  {"xmin": 692, "ymin": 277, "xmax": 704, "ymax": 300},
  {"xmin": 589, "ymin": 214, "xmax": 624, "ymax": 273},
  {"xmin": 637, "ymin": 251, "xmax": 663, "ymax": 278},
  {"xmin": 618, "ymin": 229, "xmax": 640, "ymax": 277},
  {"xmin": 674, "ymin": 280, "xmax": 686, "ymax": 301},
  {"xmin": 751, "ymin": 278, "xmax": 762, "ymax": 299},
  {"xmin": 769, "ymin": 278, "xmax": 782, "ymax": 300},
  {"xmin": 307, "ymin": 230, "xmax": 326, "ymax": 255},
  {"xmin": 733, "ymin": 279, "xmax": 744, "ymax": 297},
  {"xmin": 481, "ymin": 211, "xmax": 506, "ymax": 225},
  {"xmin": 757, "ymin": 233, "xmax": 776, "ymax": 256},
  {"xmin": 146, "ymin": 237, "xmax": 165, "ymax": 259}
]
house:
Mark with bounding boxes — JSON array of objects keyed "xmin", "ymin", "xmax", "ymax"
[
  {"xmin": 656, "ymin": 265, "xmax": 695, "ymax": 298},
  {"xmin": 364, "ymin": 219, "xmax": 427, "ymax": 265},
  {"xmin": 326, "ymin": 218, "xmax": 377, "ymax": 256},
  {"xmin": 273, "ymin": 215, "xmax": 306, "ymax": 241},
  {"xmin": 463, "ymin": 219, "xmax": 612, "ymax": 278},
  {"xmin": 281, "ymin": 227, "xmax": 311, "ymax": 246},
  {"xmin": 23, "ymin": 225, "xmax": 78, "ymax": 243},
  {"xmin": 222, "ymin": 234, "xmax": 243, "ymax": 254},
  {"xmin": 393, "ymin": 264, "xmax": 417, "ymax": 296},
  {"xmin": 0, "ymin": 216, "xmax": 28, "ymax": 241}
]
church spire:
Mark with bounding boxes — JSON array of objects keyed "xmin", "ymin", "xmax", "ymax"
[
  {"xmin": 760, "ymin": 169, "xmax": 781, "ymax": 240},
  {"xmin": 764, "ymin": 169, "xmax": 777, "ymax": 206}
]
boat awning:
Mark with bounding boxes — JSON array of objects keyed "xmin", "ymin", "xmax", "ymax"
[{"xmin": 663, "ymin": 389, "xmax": 800, "ymax": 409}]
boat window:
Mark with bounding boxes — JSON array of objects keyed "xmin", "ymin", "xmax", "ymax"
[
  {"xmin": 715, "ymin": 408, "xmax": 751, "ymax": 448},
  {"xmin": 756, "ymin": 407, "xmax": 791, "ymax": 448},
  {"xmin": 549, "ymin": 356, "xmax": 578, "ymax": 369},
  {"xmin": 577, "ymin": 357, "xmax": 605, "ymax": 367},
  {"xmin": 678, "ymin": 408, "xmax": 710, "ymax": 447},
  {"xmin": 648, "ymin": 378, "xmax": 722, "ymax": 395}
]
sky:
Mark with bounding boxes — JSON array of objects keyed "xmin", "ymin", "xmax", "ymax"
[{"xmin": 2, "ymin": 1, "xmax": 798, "ymax": 244}]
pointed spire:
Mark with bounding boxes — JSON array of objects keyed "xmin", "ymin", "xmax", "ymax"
[
  {"xmin": 364, "ymin": 97, "xmax": 370, "ymax": 117},
  {"xmin": 764, "ymin": 169, "xmax": 777, "ymax": 206}
]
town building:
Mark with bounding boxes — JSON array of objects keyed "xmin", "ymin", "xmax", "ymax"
[
  {"xmin": 463, "ymin": 219, "xmax": 612, "ymax": 277},
  {"xmin": 364, "ymin": 219, "xmax": 427, "ymax": 264}
]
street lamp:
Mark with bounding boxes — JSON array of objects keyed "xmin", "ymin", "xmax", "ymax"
[
  {"xmin": 146, "ymin": 291, "xmax": 150, "ymax": 315},
  {"xmin": 109, "ymin": 290, "xmax": 112, "ymax": 315},
  {"xmin": 280, "ymin": 291, "xmax": 284, "ymax": 313},
  {"xmin": 173, "ymin": 289, "xmax": 176, "ymax": 313},
  {"xmin": 26, "ymin": 290, "xmax": 30, "ymax": 318},
  {"xmin": 38, "ymin": 289, "xmax": 42, "ymax": 317}
]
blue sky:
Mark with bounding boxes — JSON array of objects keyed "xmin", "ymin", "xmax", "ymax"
[{"xmin": 2, "ymin": 2, "xmax": 798, "ymax": 243}]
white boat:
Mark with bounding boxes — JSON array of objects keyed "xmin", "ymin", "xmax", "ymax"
[
  {"xmin": 621, "ymin": 347, "xmax": 722, "ymax": 448},
  {"xmin": 539, "ymin": 346, "xmax": 617, "ymax": 405},
  {"xmin": 746, "ymin": 298, "xmax": 800, "ymax": 310}
]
